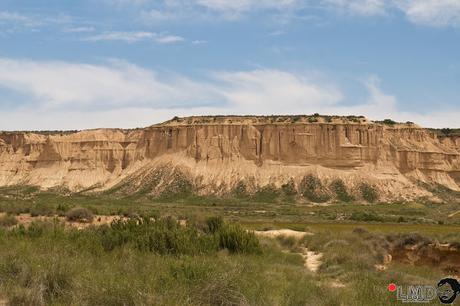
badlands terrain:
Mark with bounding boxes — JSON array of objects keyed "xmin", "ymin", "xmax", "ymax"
[
  {"xmin": 0, "ymin": 115, "xmax": 459, "ymax": 305},
  {"xmin": 0, "ymin": 115, "xmax": 459, "ymax": 202}
]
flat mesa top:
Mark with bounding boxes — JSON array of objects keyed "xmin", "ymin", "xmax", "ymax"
[
  {"xmin": 154, "ymin": 115, "xmax": 369, "ymax": 126},
  {"xmin": 152, "ymin": 115, "xmax": 419, "ymax": 128}
]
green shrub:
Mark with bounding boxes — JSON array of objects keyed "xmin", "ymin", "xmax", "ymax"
[
  {"xmin": 382, "ymin": 119, "xmax": 396, "ymax": 125},
  {"xmin": 299, "ymin": 175, "xmax": 330, "ymax": 203},
  {"xmin": 359, "ymin": 183, "xmax": 379, "ymax": 203},
  {"xmin": 217, "ymin": 225, "xmax": 261, "ymax": 254},
  {"xmin": 349, "ymin": 212, "xmax": 383, "ymax": 222},
  {"xmin": 281, "ymin": 179, "xmax": 297, "ymax": 196},
  {"xmin": 0, "ymin": 214, "xmax": 18, "ymax": 227},
  {"xmin": 66, "ymin": 207, "xmax": 94, "ymax": 223},
  {"xmin": 252, "ymin": 184, "xmax": 279, "ymax": 202},
  {"xmin": 206, "ymin": 216, "xmax": 224, "ymax": 234},
  {"xmin": 41, "ymin": 262, "xmax": 73, "ymax": 300},
  {"xmin": 14, "ymin": 222, "xmax": 51, "ymax": 238},
  {"xmin": 233, "ymin": 181, "xmax": 248, "ymax": 198},
  {"xmin": 276, "ymin": 235, "xmax": 297, "ymax": 249},
  {"xmin": 330, "ymin": 179, "xmax": 354, "ymax": 202},
  {"xmin": 159, "ymin": 171, "xmax": 194, "ymax": 199},
  {"xmin": 99, "ymin": 217, "xmax": 217, "ymax": 255},
  {"xmin": 30, "ymin": 205, "xmax": 54, "ymax": 217},
  {"xmin": 56, "ymin": 203, "xmax": 71, "ymax": 214}
]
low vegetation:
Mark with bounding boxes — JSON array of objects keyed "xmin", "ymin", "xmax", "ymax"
[
  {"xmin": 0, "ymin": 214, "xmax": 18, "ymax": 227},
  {"xmin": 359, "ymin": 183, "xmax": 379, "ymax": 203},
  {"xmin": 66, "ymin": 207, "xmax": 94, "ymax": 223},
  {"xmin": 330, "ymin": 179, "xmax": 354, "ymax": 202},
  {"xmin": 0, "ymin": 217, "xmax": 334, "ymax": 306},
  {"xmin": 299, "ymin": 175, "xmax": 331, "ymax": 203},
  {"xmin": 0, "ymin": 185, "xmax": 459, "ymax": 305}
]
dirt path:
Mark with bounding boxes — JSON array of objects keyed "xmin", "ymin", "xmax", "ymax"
[
  {"xmin": 299, "ymin": 247, "xmax": 323, "ymax": 272},
  {"xmin": 253, "ymin": 229, "xmax": 312, "ymax": 239},
  {"xmin": 253, "ymin": 229, "xmax": 323, "ymax": 273}
]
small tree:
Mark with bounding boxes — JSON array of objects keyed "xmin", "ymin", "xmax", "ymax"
[
  {"xmin": 359, "ymin": 183, "xmax": 379, "ymax": 203},
  {"xmin": 330, "ymin": 179, "xmax": 354, "ymax": 202},
  {"xmin": 281, "ymin": 179, "xmax": 297, "ymax": 196},
  {"xmin": 66, "ymin": 207, "xmax": 94, "ymax": 223}
]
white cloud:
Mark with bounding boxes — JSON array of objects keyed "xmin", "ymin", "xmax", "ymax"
[
  {"xmin": 84, "ymin": 31, "xmax": 185, "ymax": 43},
  {"xmin": 394, "ymin": 0, "xmax": 460, "ymax": 26},
  {"xmin": 192, "ymin": 40, "xmax": 207, "ymax": 45},
  {"xmin": 322, "ymin": 0, "xmax": 387, "ymax": 16},
  {"xmin": 323, "ymin": 0, "xmax": 460, "ymax": 26},
  {"xmin": 0, "ymin": 11, "xmax": 41, "ymax": 28},
  {"xmin": 135, "ymin": 0, "xmax": 460, "ymax": 27},
  {"xmin": 140, "ymin": 0, "xmax": 301, "ymax": 22},
  {"xmin": 196, "ymin": 0, "xmax": 297, "ymax": 12},
  {"xmin": 0, "ymin": 11, "xmax": 29, "ymax": 22},
  {"xmin": 0, "ymin": 58, "xmax": 457, "ymax": 130},
  {"xmin": 212, "ymin": 69, "xmax": 342, "ymax": 114},
  {"xmin": 64, "ymin": 26, "xmax": 95, "ymax": 33},
  {"xmin": 0, "ymin": 58, "xmax": 217, "ymax": 110}
]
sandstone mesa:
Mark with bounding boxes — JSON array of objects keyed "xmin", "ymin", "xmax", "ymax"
[{"xmin": 0, "ymin": 115, "xmax": 458, "ymax": 202}]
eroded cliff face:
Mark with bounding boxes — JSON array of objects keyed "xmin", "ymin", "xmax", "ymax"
[{"xmin": 0, "ymin": 116, "xmax": 459, "ymax": 201}]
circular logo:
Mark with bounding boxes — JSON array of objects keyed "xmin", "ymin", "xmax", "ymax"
[{"xmin": 437, "ymin": 278, "xmax": 460, "ymax": 304}]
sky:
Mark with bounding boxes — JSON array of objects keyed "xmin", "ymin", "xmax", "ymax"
[{"xmin": 0, "ymin": 0, "xmax": 459, "ymax": 130}]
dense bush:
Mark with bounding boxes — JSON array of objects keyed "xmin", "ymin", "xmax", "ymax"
[
  {"xmin": 99, "ymin": 217, "xmax": 211, "ymax": 255},
  {"xmin": 206, "ymin": 216, "xmax": 224, "ymax": 234},
  {"xmin": 359, "ymin": 183, "xmax": 379, "ymax": 203},
  {"xmin": 217, "ymin": 224, "xmax": 261, "ymax": 254},
  {"xmin": 66, "ymin": 207, "xmax": 94, "ymax": 223},
  {"xmin": 233, "ymin": 181, "xmax": 248, "ymax": 198},
  {"xmin": 330, "ymin": 179, "xmax": 354, "ymax": 202},
  {"xmin": 382, "ymin": 119, "xmax": 396, "ymax": 125},
  {"xmin": 0, "ymin": 214, "xmax": 18, "ymax": 227},
  {"xmin": 98, "ymin": 217, "xmax": 260, "ymax": 255},
  {"xmin": 299, "ymin": 175, "xmax": 330, "ymax": 203},
  {"xmin": 253, "ymin": 184, "xmax": 279, "ymax": 202},
  {"xmin": 349, "ymin": 212, "xmax": 383, "ymax": 222},
  {"xmin": 30, "ymin": 204, "xmax": 54, "ymax": 217},
  {"xmin": 281, "ymin": 179, "xmax": 297, "ymax": 196}
]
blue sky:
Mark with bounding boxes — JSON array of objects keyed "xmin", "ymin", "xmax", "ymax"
[{"xmin": 0, "ymin": 0, "xmax": 459, "ymax": 129}]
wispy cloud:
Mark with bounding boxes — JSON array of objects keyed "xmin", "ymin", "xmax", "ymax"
[
  {"xmin": 64, "ymin": 26, "xmax": 95, "ymax": 33},
  {"xmin": 84, "ymin": 31, "xmax": 185, "ymax": 43},
  {"xmin": 0, "ymin": 11, "xmax": 29, "ymax": 22},
  {"xmin": 0, "ymin": 58, "xmax": 457, "ymax": 130},
  {"xmin": 0, "ymin": 58, "xmax": 215, "ymax": 110},
  {"xmin": 196, "ymin": 0, "xmax": 298, "ymax": 13},
  {"xmin": 322, "ymin": 0, "xmax": 387, "ymax": 16},
  {"xmin": 134, "ymin": 0, "xmax": 460, "ymax": 27},
  {"xmin": 394, "ymin": 0, "xmax": 460, "ymax": 27},
  {"xmin": 0, "ymin": 11, "xmax": 41, "ymax": 28}
]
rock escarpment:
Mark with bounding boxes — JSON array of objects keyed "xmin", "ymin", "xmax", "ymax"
[{"xmin": 0, "ymin": 115, "xmax": 459, "ymax": 201}]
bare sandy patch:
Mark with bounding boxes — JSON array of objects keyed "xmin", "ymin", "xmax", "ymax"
[
  {"xmin": 254, "ymin": 229, "xmax": 312, "ymax": 239},
  {"xmin": 299, "ymin": 247, "xmax": 323, "ymax": 273}
]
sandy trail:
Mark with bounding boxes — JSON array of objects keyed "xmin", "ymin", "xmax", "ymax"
[
  {"xmin": 253, "ymin": 229, "xmax": 312, "ymax": 239},
  {"xmin": 299, "ymin": 247, "xmax": 323, "ymax": 272},
  {"xmin": 253, "ymin": 229, "xmax": 323, "ymax": 273}
]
